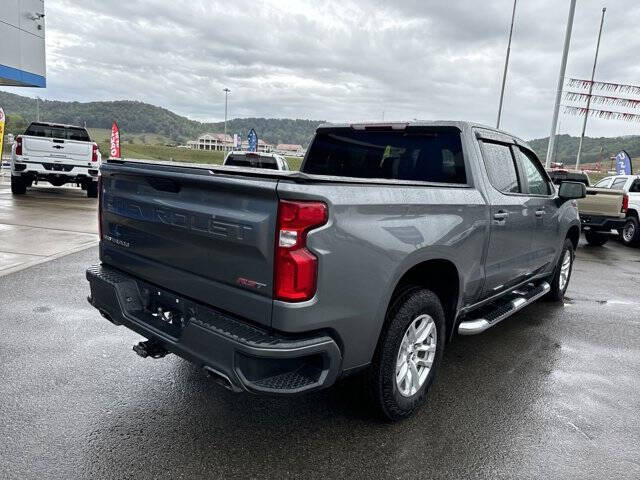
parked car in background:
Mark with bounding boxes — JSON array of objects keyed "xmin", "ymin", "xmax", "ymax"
[
  {"xmin": 586, "ymin": 175, "xmax": 640, "ymax": 246},
  {"xmin": 87, "ymin": 121, "xmax": 585, "ymax": 420},
  {"xmin": 578, "ymin": 176, "xmax": 628, "ymax": 246},
  {"xmin": 223, "ymin": 151, "xmax": 290, "ymax": 171},
  {"xmin": 547, "ymin": 169, "xmax": 590, "ymax": 187},
  {"xmin": 10, "ymin": 122, "xmax": 101, "ymax": 197}
]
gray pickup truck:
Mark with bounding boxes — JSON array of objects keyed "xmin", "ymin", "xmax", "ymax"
[{"xmin": 86, "ymin": 121, "xmax": 586, "ymax": 420}]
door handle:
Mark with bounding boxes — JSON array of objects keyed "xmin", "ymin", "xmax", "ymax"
[
  {"xmin": 493, "ymin": 211, "xmax": 509, "ymax": 221},
  {"xmin": 535, "ymin": 210, "xmax": 546, "ymax": 217}
]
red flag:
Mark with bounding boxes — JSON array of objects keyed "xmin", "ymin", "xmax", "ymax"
[{"xmin": 110, "ymin": 122, "xmax": 120, "ymax": 158}]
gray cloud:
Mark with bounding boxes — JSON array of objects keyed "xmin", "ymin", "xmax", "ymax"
[{"xmin": 3, "ymin": 0, "xmax": 639, "ymax": 139}]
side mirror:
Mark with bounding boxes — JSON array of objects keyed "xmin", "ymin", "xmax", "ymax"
[{"xmin": 558, "ymin": 181, "xmax": 587, "ymax": 200}]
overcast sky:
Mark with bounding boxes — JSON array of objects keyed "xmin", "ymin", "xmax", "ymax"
[{"xmin": 3, "ymin": 0, "xmax": 640, "ymax": 139}]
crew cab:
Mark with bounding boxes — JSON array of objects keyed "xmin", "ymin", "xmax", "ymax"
[
  {"xmin": 578, "ymin": 175, "xmax": 629, "ymax": 246},
  {"xmin": 86, "ymin": 121, "xmax": 585, "ymax": 420},
  {"xmin": 11, "ymin": 122, "xmax": 101, "ymax": 197},
  {"xmin": 223, "ymin": 151, "xmax": 290, "ymax": 170}
]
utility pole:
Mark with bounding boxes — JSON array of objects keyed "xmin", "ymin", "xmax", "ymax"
[
  {"xmin": 496, "ymin": 0, "xmax": 517, "ymax": 129},
  {"xmin": 575, "ymin": 7, "xmax": 606, "ymax": 171},
  {"xmin": 545, "ymin": 0, "xmax": 577, "ymax": 168},
  {"xmin": 223, "ymin": 88, "xmax": 231, "ymax": 152},
  {"xmin": 36, "ymin": 97, "xmax": 40, "ymax": 122}
]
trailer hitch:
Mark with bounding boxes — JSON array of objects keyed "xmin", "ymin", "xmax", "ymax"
[{"xmin": 133, "ymin": 340, "xmax": 169, "ymax": 359}]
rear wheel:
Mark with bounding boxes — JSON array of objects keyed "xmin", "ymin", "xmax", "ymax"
[
  {"xmin": 548, "ymin": 239, "xmax": 574, "ymax": 302},
  {"xmin": 10, "ymin": 175, "xmax": 26, "ymax": 195},
  {"xmin": 86, "ymin": 181, "xmax": 98, "ymax": 198},
  {"xmin": 584, "ymin": 230, "xmax": 609, "ymax": 246},
  {"xmin": 367, "ymin": 287, "xmax": 445, "ymax": 421},
  {"xmin": 620, "ymin": 217, "xmax": 640, "ymax": 247}
]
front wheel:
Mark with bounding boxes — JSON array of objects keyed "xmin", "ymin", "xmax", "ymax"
[
  {"xmin": 620, "ymin": 217, "xmax": 640, "ymax": 247},
  {"xmin": 11, "ymin": 175, "xmax": 26, "ymax": 195},
  {"xmin": 547, "ymin": 238, "xmax": 574, "ymax": 302},
  {"xmin": 367, "ymin": 287, "xmax": 445, "ymax": 421},
  {"xmin": 584, "ymin": 230, "xmax": 609, "ymax": 246}
]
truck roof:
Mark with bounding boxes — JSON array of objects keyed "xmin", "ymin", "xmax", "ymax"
[
  {"xmin": 316, "ymin": 120, "xmax": 532, "ymax": 151},
  {"xmin": 27, "ymin": 121, "xmax": 87, "ymax": 130}
]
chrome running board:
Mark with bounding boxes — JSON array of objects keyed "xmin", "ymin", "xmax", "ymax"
[{"xmin": 458, "ymin": 281, "xmax": 550, "ymax": 335}]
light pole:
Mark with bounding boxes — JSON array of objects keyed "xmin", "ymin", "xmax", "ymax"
[
  {"xmin": 545, "ymin": 0, "xmax": 577, "ymax": 168},
  {"xmin": 223, "ymin": 88, "xmax": 231, "ymax": 151},
  {"xmin": 496, "ymin": 0, "xmax": 517, "ymax": 129},
  {"xmin": 36, "ymin": 97, "xmax": 40, "ymax": 122},
  {"xmin": 575, "ymin": 7, "xmax": 606, "ymax": 171}
]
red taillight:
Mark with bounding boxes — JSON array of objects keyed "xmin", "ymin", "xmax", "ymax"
[
  {"xmin": 15, "ymin": 137, "xmax": 23, "ymax": 156},
  {"xmin": 274, "ymin": 200, "xmax": 328, "ymax": 302},
  {"xmin": 92, "ymin": 143, "xmax": 99, "ymax": 162},
  {"xmin": 622, "ymin": 194, "xmax": 629, "ymax": 213},
  {"xmin": 98, "ymin": 175, "xmax": 103, "ymax": 238}
]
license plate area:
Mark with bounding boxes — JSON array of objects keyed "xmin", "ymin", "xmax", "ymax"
[{"xmin": 134, "ymin": 281, "xmax": 197, "ymax": 339}]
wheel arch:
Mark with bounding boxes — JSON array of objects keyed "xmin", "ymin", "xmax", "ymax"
[
  {"xmin": 566, "ymin": 224, "xmax": 580, "ymax": 250},
  {"xmin": 386, "ymin": 258, "xmax": 461, "ymax": 343}
]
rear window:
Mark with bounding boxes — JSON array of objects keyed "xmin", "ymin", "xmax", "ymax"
[
  {"xmin": 302, "ymin": 128, "xmax": 466, "ymax": 183},
  {"xmin": 24, "ymin": 123, "xmax": 91, "ymax": 142},
  {"xmin": 225, "ymin": 154, "xmax": 278, "ymax": 169}
]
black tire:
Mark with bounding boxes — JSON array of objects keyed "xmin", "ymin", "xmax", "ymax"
[
  {"xmin": 584, "ymin": 230, "xmax": 609, "ymax": 246},
  {"xmin": 368, "ymin": 287, "xmax": 445, "ymax": 421},
  {"xmin": 10, "ymin": 175, "xmax": 26, "ymax": 195},
  {"xmin": 547, "ymin": 238, "xmax": 574, "ymax": 302},
  {"xmin": 620, "ymin": 216, "xmax": 640, "ymax": 247},
  {"xmin": 86, "ymin": 181, "xmax": 98, "ymax": 198}
]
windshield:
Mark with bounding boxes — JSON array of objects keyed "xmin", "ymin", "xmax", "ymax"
[
  {"xmin": 24, "ymin": 123, "xmax": 91, "ymax": 142},
  {"xmin": 302, "ymin": 128, "xmax": 466, "ymax": 183}
]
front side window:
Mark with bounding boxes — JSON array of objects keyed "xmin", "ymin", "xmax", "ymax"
[
  {"xmin": 594, "ymin": 177, "xmax": 612, "ymax": 188},
  {"xmin": 481, "ymin": 141, "xmax": 520, "ymax": 193},
  {"xmin": 516, "ymin": 147, "xmax": 552, "ymax": 195}
]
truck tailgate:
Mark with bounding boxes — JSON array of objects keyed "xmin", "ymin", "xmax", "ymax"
[
  {"xmin": 23, "ymin": 136, "xmax": 91, "ymax": 162},
  {"xmin": 99, "ymin": 161, "xmax": 279, "ymax": 327},
  {"xmin": 578, "ymin": 187, "xmax": 625, "ymax": 217}
]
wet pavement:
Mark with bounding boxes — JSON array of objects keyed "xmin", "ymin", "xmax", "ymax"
[
  {"xmin": 1, "ymin": 240, "xmax": 639, "ymax": 479},
  {"xmin": 0, "ymin": 179, "xmax": 98, "ymax": 276}
]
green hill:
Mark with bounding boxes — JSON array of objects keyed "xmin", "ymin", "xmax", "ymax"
[
  {"xmin": 529, "ymin": 134, "xmax": 640, "ymax": 167},
  {"xmin": 0, "ymin": 91, "xmax": 324, "ymax": 147}
]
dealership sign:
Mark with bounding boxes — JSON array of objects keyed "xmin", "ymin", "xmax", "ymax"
[
  {"xmin": 247, "ymin": 129, "xmax": 258, "ymax": 152},
  {"xmin": 110, "ymin": 122, "xmax": 121, "ymax": 158},
  {"xmin": 615, "ymin": 150, "xmax": 632, "ymax": 175}
]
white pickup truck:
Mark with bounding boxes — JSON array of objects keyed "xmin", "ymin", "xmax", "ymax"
[{"xmin": 10, "ymin": 122, "xmax": 101, "ymax": 197}]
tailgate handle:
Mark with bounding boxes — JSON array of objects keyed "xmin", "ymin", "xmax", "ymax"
[{"xmin": 146, "ymin": 177, "xmax": 181, "ymax": 193}]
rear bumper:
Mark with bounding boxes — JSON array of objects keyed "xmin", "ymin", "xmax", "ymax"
[
  {"xmin": 86, "ymin": 264, "xmax": 342, "ymax": 394},
  {"xmin": 580, "ymin": 214, "xmax": 626, "ymax": 231},
  {"xmin": 12, "ymin": 158, "xmax": 98, "ymax": 180}
]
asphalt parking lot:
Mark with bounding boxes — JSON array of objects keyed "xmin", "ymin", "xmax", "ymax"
[
  {"xmin": 1, "ymin": 186, "xmax": 639, "ymax": 479},
  {"xmin": 0, "ymin": 176, "xmax": 98, "ymax": 276}
]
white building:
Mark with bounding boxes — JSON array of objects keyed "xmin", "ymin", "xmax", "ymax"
[
  {"xmin": 276, "ymin": 144, "xmax": 304, "ymax": 157},
  {"xmin": 0, "ymin": 0, "xmax": 46, "ymax": 87},
  {"xmin": 190, "ymin": 133, "xmax": 234, "ymax": 151}
]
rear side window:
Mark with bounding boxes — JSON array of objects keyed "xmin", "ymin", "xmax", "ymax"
[
  {"xmin": 24, "ymin": 123, "xmax": 91, "ymax": 142},
  {"xmin": 515, "ymin": 147, "xmax": 552, "ymax": 195},
  {"xmin": 481, "ymin": 142, "xmax": 520, "ymax": 193},
  {"xmin": 225, "ymin": 154, "xmax": 278, "ymax": 169},
  {"xmin": 302, "ymin": 129, "xmax": 466, "ymax": 183},
  {"xmin": 630, "ymin": 180, "xmax": 640, "ymax": 193},
  {"xmin": 611, "ymin": 178, "xmax": 627, "ymax": 190}
]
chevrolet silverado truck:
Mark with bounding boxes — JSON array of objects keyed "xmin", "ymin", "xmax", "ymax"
[
  {"xmin": 86, "ymin": 121, "xmax": 585, "ymax": 420},
  {"xmin": 11, "ymin": 122, "xmax": 101, "ymax": 197},
  {"xmin": 577, "ymin": 176, "xmax": 628, "ymax": 246}
]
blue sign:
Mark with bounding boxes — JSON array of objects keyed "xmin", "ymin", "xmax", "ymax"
[
  {"xmin": 247, "ymin": 129, "xmax": 258, "ymax": 152},
  {"xmin": 615, "ymin": 150, "xmax": 633, "ymax": 175}
]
